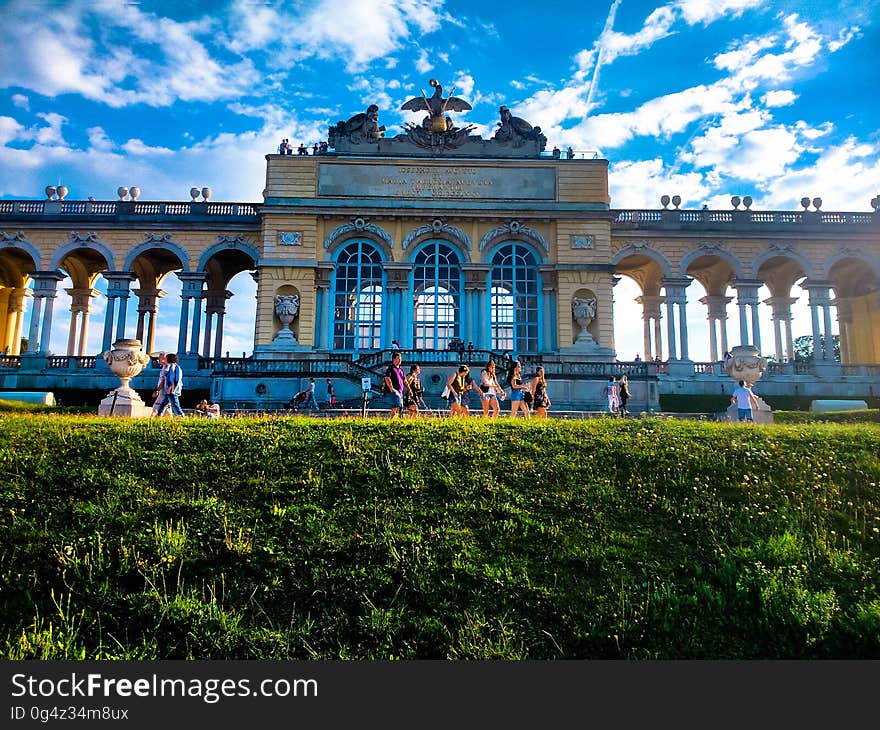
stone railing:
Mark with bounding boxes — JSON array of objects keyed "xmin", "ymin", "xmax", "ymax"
[
  {"xmin": 0, "ymin": 355, "xmax": 21, "ymax": 368},
  {"xmin": 613, "ymin": 209, "xmax": 876, "ymax": 228},
  {"xmin": 0, "ymin": 200, "xmax": 259, "ymax": 219},
  {"xmin": 46, "ymin": 355, "xmax": 97, "ymax": 369}
]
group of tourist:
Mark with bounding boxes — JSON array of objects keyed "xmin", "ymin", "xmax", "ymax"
[
  {"xmin": 604, "ymin": 375, "xmax": 632, "ymax": 416},
  {"xmin": 277, "ymin": 139, "xmax": 329, "ymax": 155},
  {"xmin": 150, "ymin": 351, "xmax": 187, "ymax": 418},
  {"xmin": 381, "ymin": 351, "xmax": 551, "ymax": 419}
]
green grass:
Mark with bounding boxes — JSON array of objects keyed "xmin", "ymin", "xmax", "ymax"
[{"xmin": 0, "ymin": 414, "xmax": 878, "ymax": 659}]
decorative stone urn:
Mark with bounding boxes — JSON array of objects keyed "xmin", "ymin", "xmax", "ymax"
[
  {"xmin": 722, "ymin": 344, "xmax": 773, "ymax": 423},
  {"xmin": 571, "ymin": 297, "xmax": 597, "ymax": 344},
  {"xmin": 190, "ymin": 187, "xmax": 200, "ymax": 201},
  {"xmin": 129, "ymin": 186, "xmax": 140, "ymax": 201},
  {"xmin": 56, "ymin": 185, "xmax": 68, "ymax": 200},
  {"xmin": 201, "ymin": 186, "xmax": 212, "ymax": 201},
  {"xmin": 45, "ymin": 185, "xmax": 56, "ymax": 200},
  {"xmin": 272, "ymin": 294, "xmax": 300, "ymax": 344},
  {"xmin": 98, "ymin": 338, "xmax": 152, "ymax": 417},
  {"xmin": 723, "ymin": 344, "xmax": 767, "ymax": 384},
  {"xmin": 117, "ymin": 186, "xmax": 129, "ymax": 201}
]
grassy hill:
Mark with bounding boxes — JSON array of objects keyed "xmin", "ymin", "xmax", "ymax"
[{"xmin": 1, "ymin": 415, "xmax": 878, "ymax": 659}]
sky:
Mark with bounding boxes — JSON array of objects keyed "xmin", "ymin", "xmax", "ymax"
[{"xmin": 0, "ymin": 0, "xmax": 877, "ymax": 360}]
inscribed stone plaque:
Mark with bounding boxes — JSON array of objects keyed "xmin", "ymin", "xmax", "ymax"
[
  {"xmin": 572, "ymin": 235, "xmax": 593, "ymax": 249},
  {"xmin": 318, "ymin": 163, "xmax": 556, "ymax": 200},
  {"xmin": 279, "ymin": 231, "xmax": 302, "ymax": 246}
]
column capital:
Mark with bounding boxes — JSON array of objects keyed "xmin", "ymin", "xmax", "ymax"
[
  {"xmin": 384, "ymin": 262, "xmax": 414, "ymax": 292},
  {"xmin": 635, "ymin": 294, "xmax": 665, "ymax": 318},
  {"xmin": 762, "ymin": 295, "xmax": 798, "ymax": 319},
  {"xmin": 539, "ymin": 266, "xmax": 558, "ymax": 293},
  {"xmin": 133, "ymin": 288, "xmax": 168, "ymax": 313},
  {"xmin": 65, "ymin": 287, "xmax": 101, "ymax": 313},
  {"xmin": 699, "ymin": 294, "xmax": 733, "ymax": 319},
  {"xmin": 176, "ymin": 271, "xmax": 207, "ymax": 298},
  {"xmin": 315, "ymin": 262, "xmax": 335, "ymax": 290},
  {"xmin": 661, "ymin": 277, "xmax": 690, "ymax": 303},
  {"xmin": 205, "ymin": 289, "xmax": 233, "ymax": 313},
  {"xmin": 29, "ymin": 270, "xmax": 65, "ymax": 296},
  {"xmin": 802, "ymin": 279, "xmax": 833, "ymax": 305}
]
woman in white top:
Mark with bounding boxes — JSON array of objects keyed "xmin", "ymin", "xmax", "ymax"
[{"xmin": 479, "ymin": 360, "xmax": 504, "ymax": 417}]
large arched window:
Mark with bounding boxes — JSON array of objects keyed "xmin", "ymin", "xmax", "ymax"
[
  {"xmin": 489, "ymin": 243, "xmax": 539, "ymax": 353},
  {"xmin": 332, "ymin": 240, "xmax": 384, "ymax": 351},
  {"xmin": 412, "ymin": 241, "xmax": 462, "ymax": 350}
]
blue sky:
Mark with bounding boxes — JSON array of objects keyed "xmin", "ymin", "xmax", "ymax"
[{"xmin": 0, "ymin": 0, "xmax": 877, "ymax": 360}]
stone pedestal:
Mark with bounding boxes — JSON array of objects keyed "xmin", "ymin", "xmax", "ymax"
[
  {"xmin": 98, "ymin": 389, "xmax": 152, "ymax": 417},
  {"xmin": 98, "ymin": 338, "xmax": 152, "ymax": 418}
]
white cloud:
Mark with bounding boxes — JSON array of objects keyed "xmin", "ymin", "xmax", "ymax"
[
  {"xmin": 415, "ymin": 48, "xmax": 433, "ymax": 74},
  {"xmin": 608, "ymin": 157, "xmax": 708, "ymax": 208},
  {"xmin": 0, "ymin": 116, "xmax": 26, "ymax": 146},
  {"xmin": 87, "ymin": 127, "xmax": 114, "ymax": 152},
  {"xmin": 11, "ymin": 94, "xmax": 29, "ymax": 110},
  {"xmin": 122, "ymin": 139, "xmax": 174, "ymax": 156},
  {"xmin": 676, "ymin": 0, "xmax": 764, "ymax": 25},
  {"xmin": 762, "ymin": 90, "xmax": 797, "ymax": 107},
  {"xmin": 34, "ymin": 113, "xmax": 67, "ymax": 146}
]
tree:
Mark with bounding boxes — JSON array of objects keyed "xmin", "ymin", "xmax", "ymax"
[{"xmin": 792, "ymin": 334, "xmax": 840, "ymax": 362}]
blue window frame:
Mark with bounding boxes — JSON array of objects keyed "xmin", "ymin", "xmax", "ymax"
[
  {"xmin": 489, "ymin": 243, "xmax": 539, "ymax": 353},
  {"xmin": 332, "ymin": 240, "xmax": 384, "ymax": 351},
  {"xmin": 412, "ymin": 242, "xmax": 462, "ymax": 350}
]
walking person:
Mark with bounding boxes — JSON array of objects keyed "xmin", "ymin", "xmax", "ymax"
[
  {"xmin": 445, "ymin": 364, "xmax": 471, "ymax": 416},
  {"xmin": 508, "ymin": 361, "xmax": 530, "ymax": 418},
  {"xmin": 162, "ymin": 353, "xmax": 185, "ymax": 417},
  {"xmin": 404, "ymin": 364, "xmax": 423, "ymax": 417},
  {"xmin": 618, "ymin": 374, "xmax": 631, "ymax": 416},
  {"xmin": 731, "ymin": 380, "xmax": 759, "ymax": 422},
  {"xmin": 530, "ymin": 365, "xmax": 551, "ymax": 419},
  {"xmin": 325, "ymin": 378, "xmax": 336, "ymax": 406},
  {"xmin": 303, "ymin": 377, "xmax": 320, "ymax": 412},
  {"xmin": 479, "ymin": 360, "xmax": 504, "ymax": 417},
  {"xmin": 383, "ymin": 350, "xmax": 406, "ymax": 419},
  {"xmin": 150, "ymin": 352, "xmax": 170, "ymax": 417},
  {"xmin": 606, "ymin": 375, "xmax": 620, "ymax": 415}
]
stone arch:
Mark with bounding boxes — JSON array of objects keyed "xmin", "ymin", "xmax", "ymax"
[
  {"xmin": 822, "ymin": 248, "xmax": 879, "ymax": 281},
  {"xmin": 122, "ymin": 234, "xmax": 190, "ymax": 272},
  {"xmin": 197, "ymin": 234, "xmax": 260, "ymax": 272},
  {"xmin": 611, "ymin": 242, "xmax": 672, "ymax": 278},
  {"xmin": 679, "ymin": 244, "xmax": 743, "ymax": 279},
  {"xmin": 751, "ymin": 245, "xmax": 814, "ymax": 280},
  {"xmin": 1, "ymin": 233, "xmax": 43, "ymax": 271},
  {"xmin": 49, "ymin": 233, "xmax": 115, "ymax": 271},
  {"xmin": 403, "ymin": 219, "xmax": 472, "ymax": 259},
  {"xmin": 479, "ymin": 220, "xmax": 547, "ymax": 260},
  {"xmin": 323, "ymin": 218, "xmax": 393, "ymax": 260}
]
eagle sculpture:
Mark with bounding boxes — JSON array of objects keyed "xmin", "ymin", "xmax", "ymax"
[{"xmin": 401, "ymin": 79, "xmax": 472, "ymax": 133}]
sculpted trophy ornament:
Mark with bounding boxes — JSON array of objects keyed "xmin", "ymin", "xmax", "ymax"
[
  {"xmin": 98, "ymin": 338, "xmax": 152, "ymax": 417},
  {"xmin": 571, "ymin": 297, "xmax": 598, "ymax": 344}
]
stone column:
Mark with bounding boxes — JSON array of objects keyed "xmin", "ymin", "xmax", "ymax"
[
  {"xmin": 176, "ymin": 272, "xmax": 207, "ymax": 355},
  {"xmin": 65, "ymin": 287, "xmax": 99, "ymax": 356},
  {"xmin": 9, "ymin": 288, "xmax": 29, "ymax": 355},
  {"xmin": 540, "ymin": 267, "xmax": 558, "ymax": 354},
  {"xmin": 832, "ymin": 297, "xmax": 853, "ymax": 364},
  {"xmin": 764, "ymin": 296, "xmax": 797, "ymax": 362},
  {"xmin": 700, "ymin": 294, "xmax": 732, "ymax": 361},
  {"xmin": 315, "ymin": 263, "xmax": 333, "ymax": 351},
  {"xmin": 733, "ymin": 280, "xmax": 761, "ymax": 348},
  {"xmin": 0, "ymin": 288, "xmax": 10, "ymax": 351},
  {"xmin": 635, "ymin": 295, "xmax": 664, "ymax": 361},
  {"xmin": 803, "ymin": 280, "xmax": 833, "ymax": 361},
  {"xmin": 27, "ymin": 271, "xmax": 65, "ymax": 353},
  {"xmin": 103, "ymin": 272, "xmax": 136, "ymax": 345},
  {"xmin": 662, "ymin": 279, "xmax": 692, "ymax": 360},
  {"xmin": 462, "ymin": 264, "xmax": 489, "ymax": 351},
  {"xmin": 384, "ymin": 263, "xmax": 412, "ymax": 349},
  {"xmin": 204, "ymin": 289, "xmax": 232, "ymax": 358}
]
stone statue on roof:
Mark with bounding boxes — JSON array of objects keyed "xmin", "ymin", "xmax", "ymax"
[
  {"xmin": 494, "ymin": 105, "xmax": 547, "ymax": 151},
  {"xmin": 328, "ymin": 104, "xmax": 386, "ymax": 148},
  {"xmin": 401, "ymin": 79, "xmax": 472, "ymax": 133}
]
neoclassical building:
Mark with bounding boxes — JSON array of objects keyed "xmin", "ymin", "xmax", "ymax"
[{"xmin": 0, "ymin": 87, "xmax": 878, "ymax": 409}]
